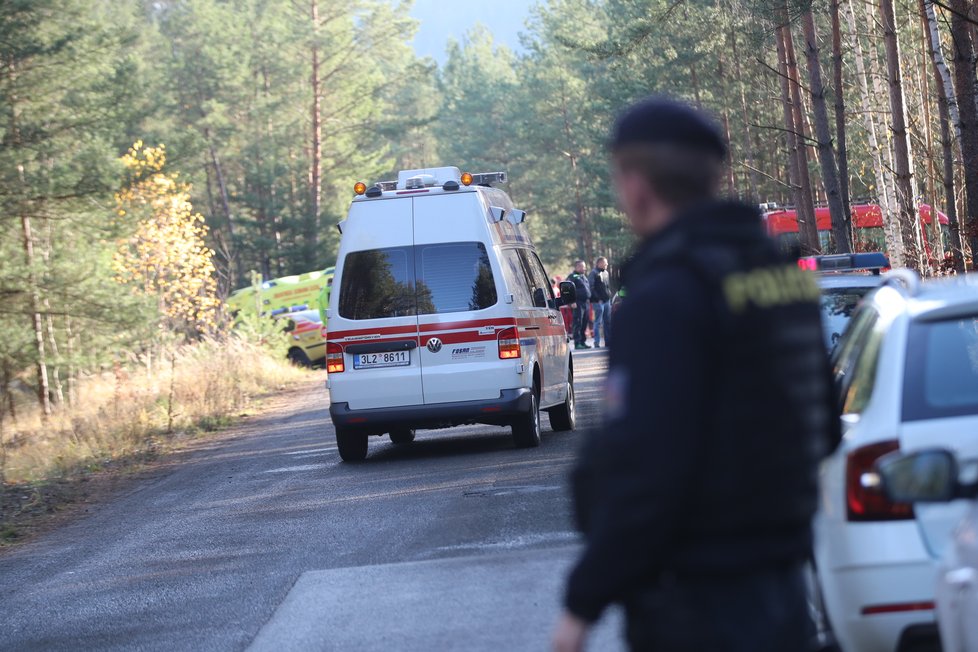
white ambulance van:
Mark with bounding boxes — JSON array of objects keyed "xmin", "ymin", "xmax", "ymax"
[{"xmin": 325, "ymin": 167, "xmax": 576, "ymax": 462}]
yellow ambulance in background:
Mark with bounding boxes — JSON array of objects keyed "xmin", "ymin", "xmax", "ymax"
[{"xmin": 226, "ymin": 267, "xmax": 335, "ymax": 319}]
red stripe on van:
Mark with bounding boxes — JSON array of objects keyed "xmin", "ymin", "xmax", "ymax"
[
  {"xmin": 328, "ymin": 325, "xmax": 418, "ymax": 340},
  {"xmin": 419, "ymin": 318, "xmax": 516, "ymax": 333}
]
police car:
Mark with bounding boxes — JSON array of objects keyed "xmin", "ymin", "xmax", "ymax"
[
  {"xmin": 812, "ymin": 273, "xmax": 978, "ymax": 652},
  {"xmin": 325, "ymin": 167, "xmax": 576, "ymax": 462},
  {"xmin": 801, "ymin": 252, "xmax": 889, "ymax": 350}
]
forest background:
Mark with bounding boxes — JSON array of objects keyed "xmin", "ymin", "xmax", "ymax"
[{"xmin": 4, "ymin": 0, "xmax": 978, "ymax": 420}]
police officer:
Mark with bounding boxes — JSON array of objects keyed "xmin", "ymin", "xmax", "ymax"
[{"xmin": 553, "ymin": 97, "xmax": 840, "ymax": 651}]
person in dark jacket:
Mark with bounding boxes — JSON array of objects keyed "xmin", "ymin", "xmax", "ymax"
[
  {"xmin": 588, "ymin": 257, "xmax": 612, "ymax": 347},
  {"xmin": 567, "ymin": 261, "xmax": 592, "ymax": 349},
  {"xmin": 553, "ymin": 97, "xmax": 840, "ymax": 652}
]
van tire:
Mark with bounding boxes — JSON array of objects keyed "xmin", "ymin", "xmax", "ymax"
[
  {"xmin": 336, "ymin": 428, "xmax": 368, "ymax": 462},
  {"xmin": 389, "ymin": 428, "xmax": 416, "ymax": 445},
  {"xmin": 512, "ymin": 391, "xmax": 541, "ymax": 448},
  {"xmin": 548, "ymin": 375, "xmax": 576, "ymax": 432},
  {"xmin": 287, "ymin": 348, "xmax": 311, "ymax": 367}
]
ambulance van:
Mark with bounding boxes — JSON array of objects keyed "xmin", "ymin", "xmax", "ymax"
[{"xmin": 325, "ymin": 167, "xmax": 576, "ymax": 461}]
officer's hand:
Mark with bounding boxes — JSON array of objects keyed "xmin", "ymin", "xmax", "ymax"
[
  {"xmin": 553, "ymin": 611, "xmax": 589, "ymax": 652},
  {"xmin": 570, "ymin": 302, "xmax": 577, "ymax": 309}
]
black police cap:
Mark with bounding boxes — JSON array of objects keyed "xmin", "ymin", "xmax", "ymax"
[{"xmin": 609, "ymin": 96, "xmax": 728, "ymax": 160}]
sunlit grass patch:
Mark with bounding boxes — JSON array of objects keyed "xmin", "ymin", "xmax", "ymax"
[{"xmin": 0, "ymin": 336, "xmax": 308, "ymax": 489}]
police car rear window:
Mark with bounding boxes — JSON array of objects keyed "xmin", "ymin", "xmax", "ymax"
[
  {"xmin": 339, "ymin": 242, "xmax": 497, "ymax": 320},
  {"xmin": 903, "ymin": 315, "xmax": 978, "ymax": 421}
]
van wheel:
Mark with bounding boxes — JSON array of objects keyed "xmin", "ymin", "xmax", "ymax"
[
  {"xmin": 336, "ymin": 428, "xmax": 368, "ymax": 462},
  {"xmin": 287, "ymin": 348, "xmax": 311, "ymax": 367},
  {"xmin": 548, "ymin": 375, "xmax": 576, "ymax": 432},
  {"xmin": 389, "ymin": 428, "xmax": 416, "ymax": 445},
  {"xmin": 512, "ymin": 391, "xmax": 541, "ymax": 448}
]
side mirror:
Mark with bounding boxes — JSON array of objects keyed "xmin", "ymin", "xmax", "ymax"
[
  {"xmin": 876, "ymin": 449, "xmax": 959, "ymax": 504},
  {"xmin": 558, "ymin": 280, "xmax": 577, "ymax": 305}
]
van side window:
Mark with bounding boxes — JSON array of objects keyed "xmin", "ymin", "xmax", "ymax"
[
  {"xmin": 500, "ymin": 250, "xmax": 533, "ymax": 307},
  {"xmin": 517, "ymin": 250, "xmax": 554, "ymax": 309},
  {"xmin": 417, "ymin": 242, "xmax": 497, "ymax": 314}
]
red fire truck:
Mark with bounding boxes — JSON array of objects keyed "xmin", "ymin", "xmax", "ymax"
[{"xmin": 762, "ymin": 203, "xmax": 951, "ymax": 260}]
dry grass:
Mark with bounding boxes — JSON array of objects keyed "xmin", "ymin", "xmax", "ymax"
[{"xmin": 0, "ymin": 337, "xmax": 307, "ymax": 487}]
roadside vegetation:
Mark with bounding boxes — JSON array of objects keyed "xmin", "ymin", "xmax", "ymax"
[{"xmin": 0, "ymin": 336, "xmax": 307, "ymax": 543}]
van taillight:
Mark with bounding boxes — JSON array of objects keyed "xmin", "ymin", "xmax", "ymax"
[
  {"xmin": 498, "ymin": 327, "xmax": 521, "ymax": 359},
  {"xmin": 326, "ymin": 342, "xmax": 345, "ymax": 373},
  {"xmin": 846, "ymin": 440, "xmax": 913, "ymax": 521}
]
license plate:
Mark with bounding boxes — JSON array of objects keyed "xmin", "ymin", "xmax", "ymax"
[{"xmin": 353, "ymin": 350, "xmax": 411, "ymax": 369}]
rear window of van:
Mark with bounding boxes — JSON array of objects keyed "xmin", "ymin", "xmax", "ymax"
[
  {"xmin": 339, "ymin": 242, "xmax": 497, "ymax": 320},
  {"xmin": 903, "ymin": 315, "xmax": 978, "ymax": 421}
]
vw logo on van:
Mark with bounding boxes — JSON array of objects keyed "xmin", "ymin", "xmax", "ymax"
[{"xmin": 426, "ymin": 338, "xmax": 443, "ymax": 353}]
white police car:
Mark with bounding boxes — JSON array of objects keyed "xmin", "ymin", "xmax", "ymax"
[
  {"xmin": 801, "ymin": 252, "xmax": 889, "ymax": 350},
  {"xmin": 325, "ymin": 167, "xmax": 575, "ymax": 462},
  {"xmin": 812, "ymin": 273, "xmax": 978, "ymax": 652}
]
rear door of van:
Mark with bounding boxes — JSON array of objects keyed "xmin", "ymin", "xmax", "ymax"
[
  {"xmin": 413, "ymin": 193, "xmax": 515, "ymax": 404},
  {"xmin": 329, "ymin": 199, "xmax": 423, "ymax": 410}
]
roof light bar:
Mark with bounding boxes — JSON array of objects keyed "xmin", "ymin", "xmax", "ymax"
[
  {"xmin": 798, "ymin": 252, "xmax": 890, "ymax": 275},
  {"xmin": 471, "ymin": 171, "xmax": 507, "ymax": 186},
  {"xmin": 375, "ymin": 180, "xmax": 397, "ymax": 192}
]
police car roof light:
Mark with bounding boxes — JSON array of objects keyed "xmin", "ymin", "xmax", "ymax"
[
  {"xmin": 290, "ymin": 304, "xmax": 309, "ymax": 312},
  {"xmin": 365, "ymin": 185, "xmax": 383, "ymax": 198},
  {"xmin": 443, "ymin": 180, "xmax": 460, "ymax": 191},
  {"xmin": 800, "ymin": 252, "xmax": 890, "ymax": 275}
]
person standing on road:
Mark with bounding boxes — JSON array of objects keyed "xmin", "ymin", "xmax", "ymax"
[
  {"xmin": 568, "ymin": 261, "xmax": 592, "ymax": 350},
  {"xmin": 553, "ymin": 97, "xmax": 840, "ymax": 652},
  {"xmin": 588, "ymin": 257, "xmax": 612, "ymax": 347}
]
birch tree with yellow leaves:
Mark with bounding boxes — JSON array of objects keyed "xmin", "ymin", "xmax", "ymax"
[{"xmin": 114, "ymin": 142, "xmax": 220, "ymax": 339}]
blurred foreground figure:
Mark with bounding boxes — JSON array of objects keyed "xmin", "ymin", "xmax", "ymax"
[{"xmin": 553, "ymin": 97, "xmax": 840, "ymax": 652}]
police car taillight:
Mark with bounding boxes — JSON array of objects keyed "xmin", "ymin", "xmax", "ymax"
[
  {"xmin": 846, "ymin": 440, "xmax": 913, "ymax": 522},
  {"xmin": 498, "ymin": 327, "xmax": 521, "ymax": 359},
  {"xmin": 326, "ymin": 342, "xmax": 345, "ymax": 373}
]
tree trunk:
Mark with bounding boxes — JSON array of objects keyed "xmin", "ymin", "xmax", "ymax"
[
  {"xmin": 802, "ymin": 10, "xmax": 851, "ymax": 253},
  {"xmin": 308, "ymin": 0, "xmax": 323, "ymax": 266},
  {"xmin": 559, "ymin": 81, "xmax": 594, "ymax": 262},
  {"xmin": 918, "ymin": 3, "xmax": 946, "ymax": 268},
  {"xmin": 880, "ymin": 0, "xmax": 923, "ymax": 270},
  {"xmin": 924, "ymin": 1, "xmax": 962, "ymax": 138},
  {"xmin": 783, "ymin": 20, "xmax": 821, "ymax": 254},
  {"xmin": 777, "ymin": 23, "xmax": 816, "ymax": 255},
  {"xmin": 935, "ymin": 58, "xmax": 965, "ymax": 271},
  {"xmin": 731, "ymin": 31, "xmax": 760, "ymax": 199},
  {"xmin": 859, "ymin": 0, "xmax": 905, "ymax": 264},
  {"xmin": 689, "ymin": 58, "xmax": 703, "ymax": 110},
  {"xmin": 21, "ymin": 215, "xmax": 51, "ymax": 417},
  {"xmin": 949, "ymin": 0, "xmax": 978, "ymax": 268},
  {"xmin": 717, "ymin": 54, "xmax": 737, "ymax": 197},
  {"xmin": 830, "ymin": 0, "xmax": 853, "ymax": 236}
]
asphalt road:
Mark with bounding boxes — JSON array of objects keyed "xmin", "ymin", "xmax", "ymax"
[{"xmin": 0, "ymin": 349, "xmax": 619, "ymax": 651}]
